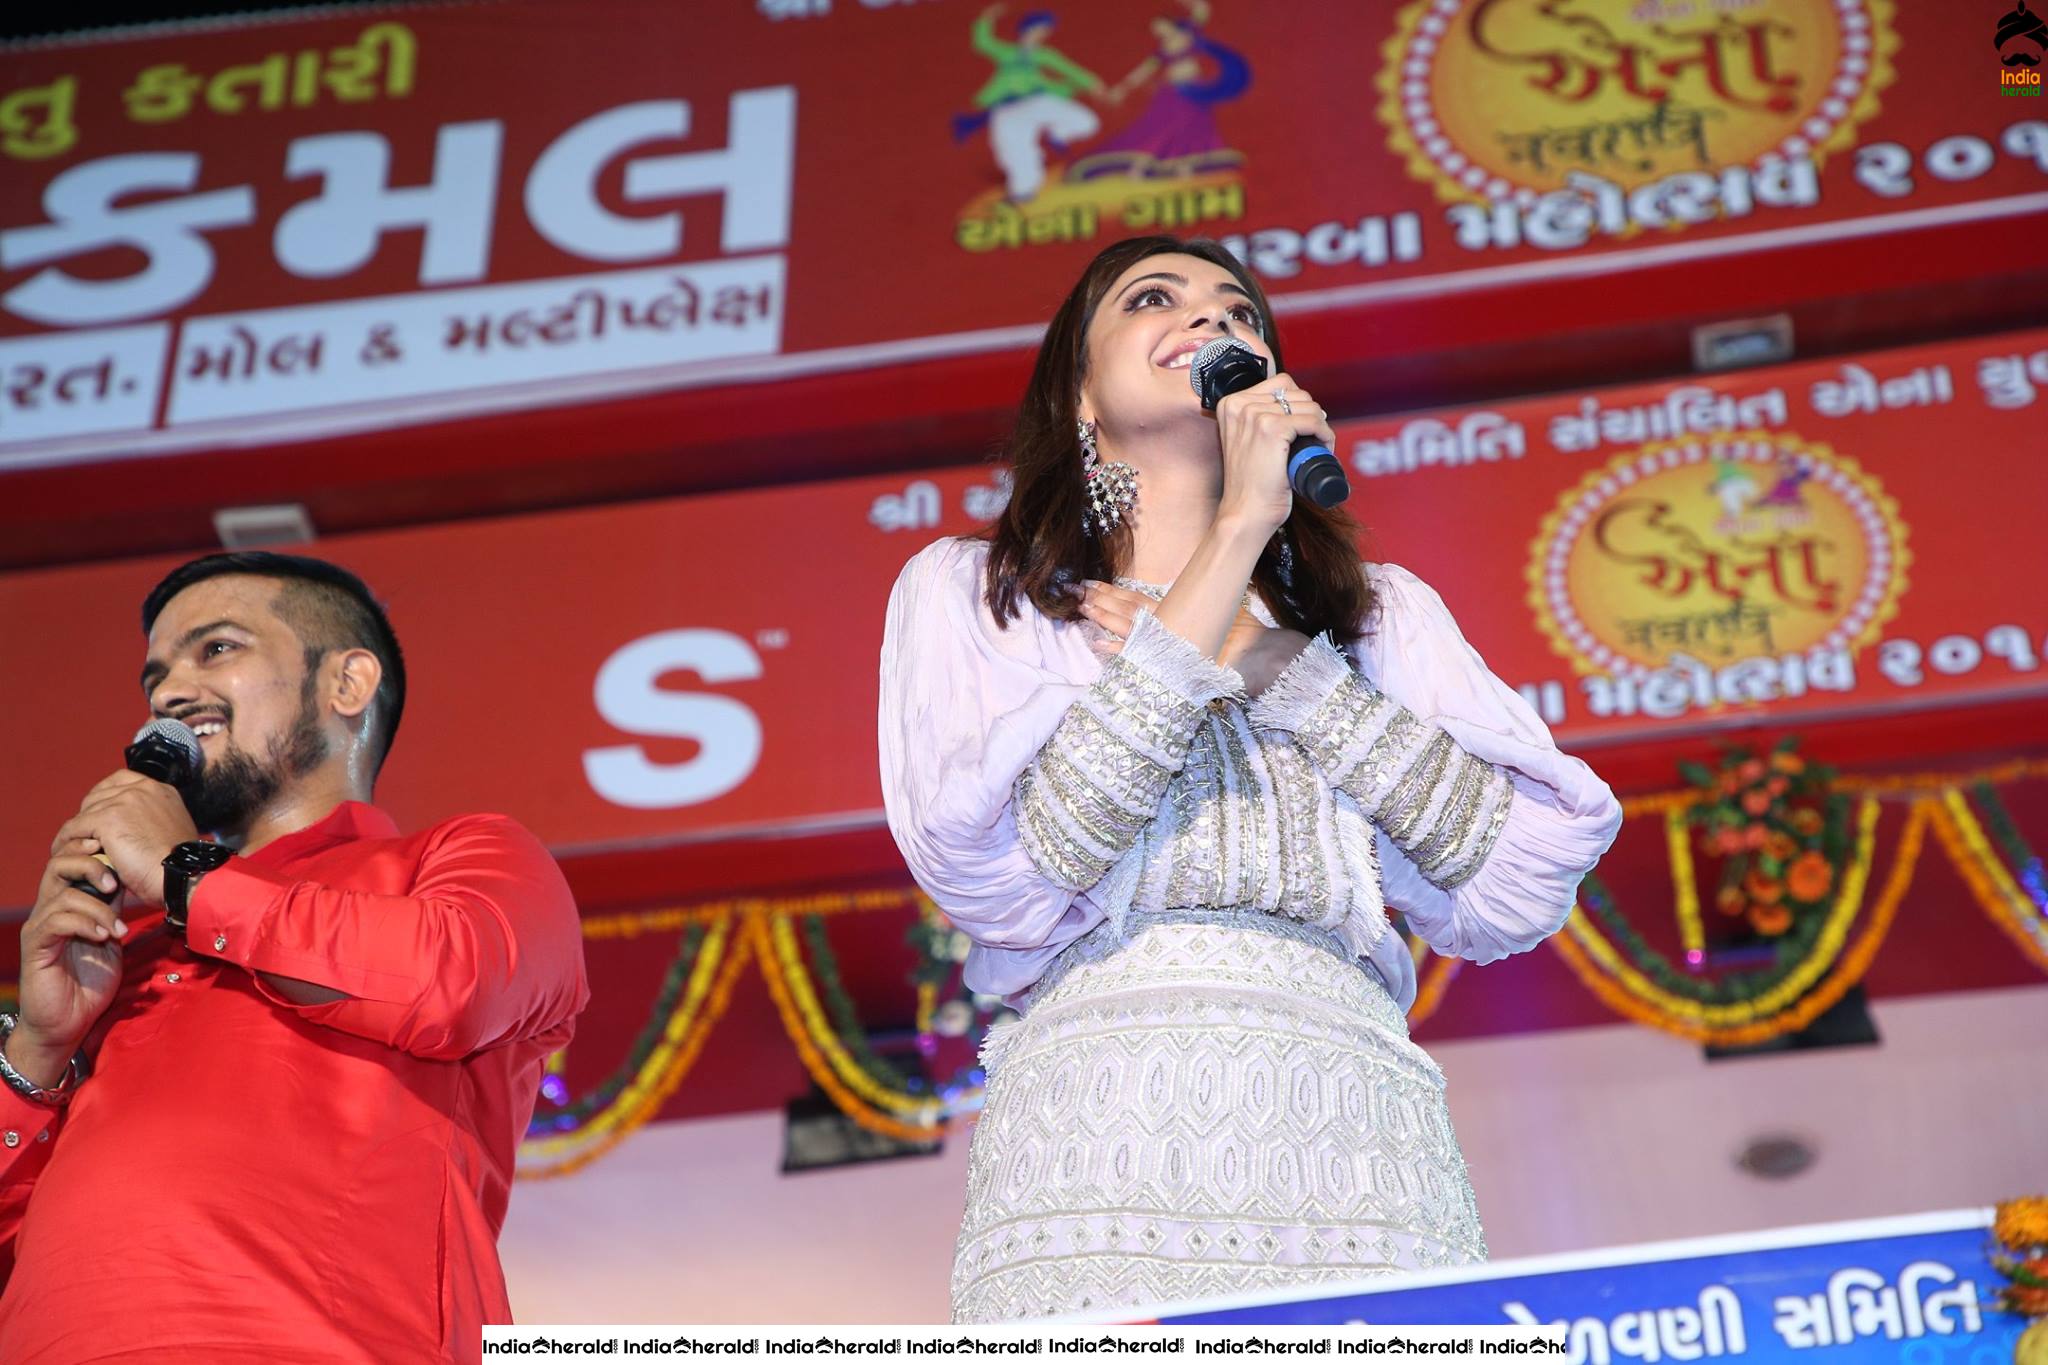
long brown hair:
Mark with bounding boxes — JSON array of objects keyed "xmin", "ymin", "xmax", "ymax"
[{"xmin": 980, "ymin": 235, "xmax": 1374, "ymax": 644}]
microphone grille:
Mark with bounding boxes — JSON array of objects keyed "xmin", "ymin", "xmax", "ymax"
[
  {"xmin": 133, "ymin": 717, "xmax": 203, "ymax": 767},
  {"xmin": 1187, "ymin": 337, "xmax": 1252, "ymax": 396}
]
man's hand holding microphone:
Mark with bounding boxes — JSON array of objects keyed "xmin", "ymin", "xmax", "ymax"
[{"xmin": 5, "ymin": 722, "xmax": 201, "ymax": 1092}]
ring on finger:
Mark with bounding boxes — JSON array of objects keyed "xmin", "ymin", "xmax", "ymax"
[{"xmin": 1271, "ymin": 389, "xmax": 1293, "ymax": 415}]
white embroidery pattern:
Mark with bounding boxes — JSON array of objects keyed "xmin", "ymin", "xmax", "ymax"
[{"xmin": 951, "ymin": 919, "xmax": 1486, "ymax": 1323}]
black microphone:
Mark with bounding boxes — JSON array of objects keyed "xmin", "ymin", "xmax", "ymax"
[
  {"xmin": 1189, "ymin": 337, "xmax": 1351, "ymax": 508},
  {"xmin": 75, "ymin": 719, "xmax": 203, "ymax": 904},
  {"xmin": 126, "ymin": 718, "xmax": 203, "ymax": 788}
]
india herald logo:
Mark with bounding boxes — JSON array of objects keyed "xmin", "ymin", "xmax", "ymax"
[
  {"xmin": 1998, "ymin": 0, "xmax": 2048, "ymax": 65},
  {"xmin": 1996, "ymin": 0, "xmax": 2047, "ymax": 93}
]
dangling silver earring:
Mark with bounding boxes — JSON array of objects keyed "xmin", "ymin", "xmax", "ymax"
[
  {"xmin": 1273, "ymin": 528, "xmax": 1296, "ymax": 583},
  {"xmin": 1079, "ymin": 418, "xmax": 1137, "ymax": 536}
]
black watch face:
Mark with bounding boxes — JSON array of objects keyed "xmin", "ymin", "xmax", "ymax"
[{"xmin": 170, "ymin": 842, "xmax": 231, "ymax": 872}]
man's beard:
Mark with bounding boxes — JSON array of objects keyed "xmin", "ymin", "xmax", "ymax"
[{"xmin": 184, "ymin": 676, "xmax": 330, "ymax": 833}]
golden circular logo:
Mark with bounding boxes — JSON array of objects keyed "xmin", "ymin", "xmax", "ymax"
[
  {"xmin": 1527, "ymin": 433, "xmax": 1909, "ymax": 677},
  {"xmin": 1378, "ymin": 0, "xmax": 1897, "ymax": 209}
]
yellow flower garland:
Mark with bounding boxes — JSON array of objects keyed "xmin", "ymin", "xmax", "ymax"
[
  {"xmin": 749, "ymin": 912, "xmax": 945, "ymax": 1143},
  {"xmin": 1553, "ymin": 798, "xmax": 1924, "ymax": 1046},
  {"xmin": 1668, "ymin": 807, "xmax": 1705, "ymax": 961},
  {"xmin": 510, "ymin": 760, "xmax": 2048, "ymax": 1179},
  {"xmin": 1929, "ymin": 792, "xmax": 2048, "ymax": 974},
  {"xmin": 1617, "ymin": 757, "xmax": 2048, "ymax": 819},
  {"xmin": 518, "ymin": 915, "xmax": 754, "ymax": 1179},
  {"xmin": 580, "ymin": 889, "xmax": 923, "ymax": 940},
  {"xmin": 1562, "ymin": 797, "xmax": 1881, "ymax": 1028},
  {"xmin": 520, "ymin": 914, "xmax": 736, "ymax": 1156},
  {"xmin": 760, "ymin": 913, "xmax": 941, "ymax": 1124}
]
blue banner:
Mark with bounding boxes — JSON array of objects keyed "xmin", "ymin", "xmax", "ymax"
[{"xmin": 1156, "ymin": 1211, "xmax": 2027, "ymax": 1362}]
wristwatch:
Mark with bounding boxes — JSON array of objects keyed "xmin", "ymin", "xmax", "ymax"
[{"xmin": 161, "ymin": 840, "xmax": 235, "ymax": 935}]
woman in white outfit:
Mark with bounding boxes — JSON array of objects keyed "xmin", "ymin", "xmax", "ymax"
[{"xmin": 878, "ymin": 235, "xmax": 1623, "ymax": 1323}]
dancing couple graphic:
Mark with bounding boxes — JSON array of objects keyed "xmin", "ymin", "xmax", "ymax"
[{"xmin": 952, "ymin": 1, "xmax": 1251, "ymax": 204}]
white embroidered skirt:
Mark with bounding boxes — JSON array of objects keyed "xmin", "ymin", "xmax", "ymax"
[{"xmin": 951, "ymin": 914, "xmax": 1487, "ymax": 1324}]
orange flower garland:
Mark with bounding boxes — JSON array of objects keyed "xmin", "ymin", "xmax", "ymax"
[
  {"xmin": 1786, "ymin": 850, "xmax": 1834, "ymax": 902},
  {"xmin": 2000, "ymin": 1198, "xmax": 2048, "ymax": 1254},
  {"xmin": 502, "ymin": 759, "xmax": 2048, "ymax": 1181},
  {"xmin": 1928, "ymin": 793, "xmax": 2048, "ymax": 975},
  {"xmin": 1552, "ymin": 797, "xmax": 1918, "ymax": 1046},
  {"xmin": 750, "ymin": 912, "xmax": 944, "ymax": 1144},
  {"xmin": 518, "ymin": 917, "xmax": 755, "ymax": 1180}
]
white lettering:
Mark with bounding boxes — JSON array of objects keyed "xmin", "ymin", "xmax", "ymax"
[
  {"xmin": 275, "ymin": 121, "xmax": 503, "ymax": 283},
  {"xmin": 1, "ymin": 154, "xmax": 255, "ymax": 325},
  {"xmin": 528, "ymin": 90, "xmax": 796, "ymax": 261},
  {"xmin": 583, "ymin": 629, "xmax": 764, "ymax": 809}
]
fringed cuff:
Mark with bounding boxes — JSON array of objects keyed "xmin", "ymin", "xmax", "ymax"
[
  {"xmin": 1013, "ymin": 610, "xmax": 1239, "ymax": 890},
  {"xmin": 1261, "ymin": 639, "xmax": 1515, "ymax": 891},
  {"xmin": 1115, "ymin": 607, "xmax": 1245, "ymax": 711},
  {"xmin": 1247, "ymin": 632, "xmax": 1353, "ymax": 734}
]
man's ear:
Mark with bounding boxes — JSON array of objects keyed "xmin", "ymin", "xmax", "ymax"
[{"xmin": 331, "ymin": 648, "xmax": 383, "ymax": 722}]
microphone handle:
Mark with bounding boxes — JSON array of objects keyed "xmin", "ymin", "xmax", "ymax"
[
  {"xmin": 66, "ymin": 738, "xmax": 188, "ymax": 907},
  {"xmin": 1286, "ymin": 434, "xmax": 1351, "ymax": 509},
  {"xmin": 74, "ymin": 852, "xmax": 119, "ymax": 905}
]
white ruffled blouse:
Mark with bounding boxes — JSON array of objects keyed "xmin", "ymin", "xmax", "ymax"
[{"xmin": 878, "ymin": 537, "xmax": 1622, "ymax": 1009}]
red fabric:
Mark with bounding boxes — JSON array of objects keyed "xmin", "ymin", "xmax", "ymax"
[{"xmin": 0, "ymin": 802, "xmax": 588, "ymax": 1364}]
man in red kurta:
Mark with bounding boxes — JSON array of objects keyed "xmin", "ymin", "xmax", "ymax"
[{"xmin": 0, "ymin": 551, "xmax": 589, "ymax": 1363}]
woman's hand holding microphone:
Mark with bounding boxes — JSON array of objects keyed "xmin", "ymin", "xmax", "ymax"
[
  {"xmin": 1211, "ymin": 371, "xmax": 1333, "ymax": 539},
  {"xmin": 1079, "ymin": 371, "xmax": 1330, "ymax": 697},
  {"xmin": 1210, "ymin": 372, "xmax": 1328, "ymax": 694}
]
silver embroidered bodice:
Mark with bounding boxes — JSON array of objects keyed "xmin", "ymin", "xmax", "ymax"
[
  {"xmin": 1123, "ymin": 687, "xmax": 1373, "ymax": 938},
  {"xmin": 1011, "ymin": 582, "xmax": 1512, "ymax": 966}
]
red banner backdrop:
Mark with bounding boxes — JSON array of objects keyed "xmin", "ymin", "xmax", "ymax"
[
  {"xmin": 2, "ymin": 324, "xmax": 2044, "ymax": 907},
  {"xmin": 1, "ymin": 0, "xmax": 2045, "ymax": 466},
  {"xmin": 1338, "ymin": 328, "xmax": 2048, "ymax": 746}
]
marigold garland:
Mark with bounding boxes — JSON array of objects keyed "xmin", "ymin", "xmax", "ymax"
[
  {"xmin": 1972, "ymin": 782, "xmax": 2048, "ymax": 914},
  {"xmin": 1667, "ymin": 808, "xmax": 1705, "ymax": 963},
  {"xmin": 532, "ymin": 922, "xmax": 708, "ymax": 1129},
  {"xmin": 1615, "ymin": 756, "xmax": 2048, "ymax": 819},
  {"xmin": 800, "ymin": 914, "xmax": 913, "ymax": 1092},
  {"xmin": 578, "ymin": 889, "xmax": 924, "ymax": 940},
  {"xmin": 517, "ymin": 914, "xmax": 753, "ymax": 1179},
  {"xmin": 1572, "ymin": 795, "xmax": 1875, "ymax": 1024},
  {"xmin": 1580, "ymin": 794, "xmax": 1853, "ymax": 1007},
  {"xmin": 1407, "ymin": 949, "xmax": 1462, "ymax": 1029},
  {"xmin": 1553, "ymin": 798, "xmax": 1922, "ymax": 1046},
  {"xmin": 759, "ymin": 912, "xmax": 940, "ymax": 1125},
  {"xmin": 521, "ymin": 914, "xmax": 735, "ymax": 1155},
  {"xmin": 504, "ymin": 758, "xmax": 2045, "ymax": 1178},
  {"xmin": 1928, "ymin": 792, "xmax": 2048, "ymax": 975},
  {"xmin": 749, "ymin": 912, "xmax": 943, "ymax": 1143}
]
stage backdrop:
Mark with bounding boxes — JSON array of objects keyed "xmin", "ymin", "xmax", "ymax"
[
  {"xmin": 1, "ymin": 324, "xmax": 2043, "ymax": 905},
  {"xmin": 1, "ymin": 0, "xmax": 2045, "ymax": 466}
]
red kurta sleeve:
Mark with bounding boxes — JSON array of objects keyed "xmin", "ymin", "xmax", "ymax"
[
  {"xmin": 182, "ymin": 814, "xmax": 588, "ymax": 1061},
  {"xmin": 0, "ymin": 1088, "xmax": 63, "ymax": 1284}
]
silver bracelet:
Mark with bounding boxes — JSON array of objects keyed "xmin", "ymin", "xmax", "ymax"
[{"xmin": 0, "ymin": 1013, "xmax": 84, "ymax": 1108}]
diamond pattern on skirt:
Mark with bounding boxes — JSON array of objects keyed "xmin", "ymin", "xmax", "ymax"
[{"xmin": 951, "ymin": 921, "xmax": 1486, "ymax": 1323}]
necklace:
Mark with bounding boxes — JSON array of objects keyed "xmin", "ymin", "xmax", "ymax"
[{"xmin": 1113, "ymin": 576, "xmax": 1278, "ymax": 628}]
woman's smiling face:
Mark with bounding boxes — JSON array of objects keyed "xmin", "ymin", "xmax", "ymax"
[{"xmin": 1079, "ymin": 252, "xmax": 1274, "ymax": 438}]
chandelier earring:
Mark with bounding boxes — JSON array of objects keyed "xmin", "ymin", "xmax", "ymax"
[
  {"xmin": 1273, "ymin": 527, "xmax": 1296, "ymax": 582},
  {"xmin": 1078, "ymin": 418, "xmax": 1138, "ymax": 536}
]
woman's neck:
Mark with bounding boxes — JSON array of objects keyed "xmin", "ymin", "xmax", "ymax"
[{"xmin": 1116, "ymin": 449, "xmax": 1224, "ymax": 585}]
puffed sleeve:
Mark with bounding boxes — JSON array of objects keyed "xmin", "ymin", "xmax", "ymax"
[
  {"xmin": 879, "ymin": 538, "xmax": 1242, "ymax": 994},
  {"xmin": 1250, "ymin": 562, "xmax": 1621, "ymax": 963}
]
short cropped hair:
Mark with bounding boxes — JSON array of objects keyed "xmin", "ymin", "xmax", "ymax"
[{"xmin": 142, "ymin": 551, "xmax": 407, "ymax": 776}]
